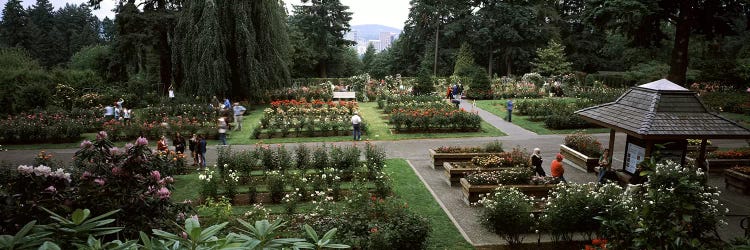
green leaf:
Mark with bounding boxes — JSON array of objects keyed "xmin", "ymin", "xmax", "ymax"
[
  {"xmin": 184, "ymin": 218, "xmax": 200, "ymax": 235},
  {"xmin": 324, "ymin": 243, "xmax": 350, "ymax": 249},
  {"xmin": 38, "ymin": 241, "xmax": 61, "ymax": 250},
  {"xmin": 71, "ymin": 209, "xmax": 90, "ymax": 224},
  {"xmin": 303, "ymin": 225, "xmax": 318, "ymax": 242},
  {"xmin": 199, "ymin": 222, "xmax": 228, "ymax": 242}
]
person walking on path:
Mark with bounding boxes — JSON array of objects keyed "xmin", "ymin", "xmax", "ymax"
[
  {"xmin": 188, "ymin": 134, "xmax": 198, "ymax": 166},
  {"xmin": 217, "ymin": 117, "xmax": 228, "ymax": 145},
  {"xmin": 506, "ymin": 99, "xmax": 514, "ymax": 122},
  {"xmin": 551, "ymin": 153, "xmax": 567, "ymax": 183},
  {"xmin": 173, "ymin": 132, "xmax": 186, "ymax": 154},
  {"xmin": 597, "ymin": 148, "xmax": 611, "ymax": 184},
  {"xmin": 530, "ymin": 148, "xmax": 546, "ymax": 176},
  {"xmin": 198, "ymin": 135, "xmax": 207, "ymax": 169},
  {"xmin": 351, "ymin": 111, "xmax": 362, "ymax": 141},
  {"xmin": 103, "ymin": 104, "xmax": 114, "ymax": 120},
  {"xmin": 232, "ymin": 103, "xmax": 246, "ymax": 131},
  {"xmin": 168, "ymin": 85, "xmax": 175, "ymax": 101}
]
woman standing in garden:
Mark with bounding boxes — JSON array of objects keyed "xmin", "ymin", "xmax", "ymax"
[
  {"xmin": 597, "ymin": 148, "xmax": 611, "ymax": 184},
  {"xmin": 157, "ymin": 136, "xmax": 169, "ymax": 152},
  {"xmin": 217, "ymin": 117, "xmax": 228, "ymax": 145},
  {"xmin": 188, "ymin": 134, "xmax": 198, "ymax": 166},
  {"xmin": 551, "ymin": 153, "xmax": 566, "ymax": 183},
  {"xmin": 197, "ymin": 135, "xmax": 207, "ymax": 169},
  {"xmin": 173, "ymin": 132, "xmax": 186, "ymax": 154},
  {"xmin": 530, "ymin": 148, "xmax": 545, "ymax": 176}
]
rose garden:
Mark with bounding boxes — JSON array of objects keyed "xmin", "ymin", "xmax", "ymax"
[{"xmin": 2, "ymin": 0, "xmax": 750, "ymax": 248}]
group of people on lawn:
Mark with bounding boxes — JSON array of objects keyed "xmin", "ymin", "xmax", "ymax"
[
  {"xmin": 529, "ymin": 147, "xmax": 613, "ymax": 184},
  {"xmin": 157, "ymin": 133, "xmax": 207, "ymax": 169}
]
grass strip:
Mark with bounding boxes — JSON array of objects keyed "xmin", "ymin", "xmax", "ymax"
[
  {"xmin": 474, "ymin": 99, "xmax": 609, "ymax": 135},
  {"xmin": 385, "ymin": 158, "xmax": 474, "ymax": 249}
]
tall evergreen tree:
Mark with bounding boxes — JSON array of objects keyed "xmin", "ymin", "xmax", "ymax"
[
  {"xmin": 289, "ymin": 0, "xmax": 354, "ymax": 78},
  {"xmin": 361, "ymin": 43, "xmax": 377, "ymax": 73},
  {"xmin": 453, "ymin": 42, "xmax": 476, "ymax": 77},
  {"xmin": 27, "ymin": 0, "xmax": 58, "ymax": 67},
  {"xmin": 531, "ymin": 39, "xmax": 572, "ymax": 76},
  {"xmin": 173, "ymin": 0, "xmax": 291, "ymax": 100},
  {"xmin": 0, "ymin": 0, "xmax": 29, "ymax": 48}
]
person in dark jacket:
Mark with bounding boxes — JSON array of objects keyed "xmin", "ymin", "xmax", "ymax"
[{"xmin": 530, "ymin": 148, "xmax": 545, "ymax": 176}]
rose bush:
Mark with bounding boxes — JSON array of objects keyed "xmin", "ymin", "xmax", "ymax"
[{"xmin": 564, "ymin": 131, "xmax": 603, "ymax": 158}]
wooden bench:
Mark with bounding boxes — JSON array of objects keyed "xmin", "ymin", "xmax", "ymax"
[{"xmin": 333, "ymin": 91, "xmax": 356, "ymax": 100}]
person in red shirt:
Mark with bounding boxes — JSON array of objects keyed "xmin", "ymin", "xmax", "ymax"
[
  {"xmin": 157, "ymin": 136, "xmax": 169, "ymax": 152},
  {"xmin": 550, "ymin": 153, "xmax": 567, "ymax": 183}
]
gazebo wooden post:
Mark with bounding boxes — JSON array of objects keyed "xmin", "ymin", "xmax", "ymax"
[
  {"xmin": 697, "ymin": 139, "xmax": 708, "ymax": 173},
  {"xmin": 608, "ymin": 129, "xmax": 615, "ymax": 160}
]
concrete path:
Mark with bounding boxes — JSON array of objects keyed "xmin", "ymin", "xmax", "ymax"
[{"xmin": 1, "ymin": 102, "xmax": 748, "ymax": 247}]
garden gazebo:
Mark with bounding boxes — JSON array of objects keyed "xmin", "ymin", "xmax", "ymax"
[{"xmin": 575, "ymin": 79, "xmax": 750, "ymax": 175}]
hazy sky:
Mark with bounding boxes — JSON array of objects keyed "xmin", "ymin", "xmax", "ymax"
[{"xmin": 5, "ymin": 0, "xmax": 410, "ymax": 29}]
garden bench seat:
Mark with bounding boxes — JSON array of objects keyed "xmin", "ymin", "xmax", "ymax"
[{"xmin": 333, "ymin": 91, "xmax": 356, "ymax": 100}]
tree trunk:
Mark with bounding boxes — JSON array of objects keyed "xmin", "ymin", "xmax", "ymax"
[
  {"xmin": 488, "ymin": 48, "xmax": 493, "ymax": 77},
  {"xmin": 505, "ymin": 52, "xmax": 512, "ymax": 76},
  {"xmin": 667, "ymin": 2, "xmax": 692, "ymax": 86},
  {"xmin": 433, "ymin": 21, "xmax": 439, "ymax": 76},
  {"xmin": 318, "ymin": 61, "xmax": 328, "ymax": 78}
]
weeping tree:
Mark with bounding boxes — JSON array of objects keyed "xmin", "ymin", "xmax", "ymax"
[{"xmin": 173, "ymin": 0, "xmax": 291, "ymax": 100}]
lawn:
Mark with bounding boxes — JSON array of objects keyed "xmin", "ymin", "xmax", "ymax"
[
  {"xmin": 227, "ymin": 102, "xmax": 505, "ymax": 144},
  {"xmin": 720, "ymin": 112, "xmax": 750, "ymax": 129},
  {"xmin": 474, "ymin": 99, "xmax": 609, "ymax": 135},
  {"xmin": 170, "ymin": 158, "xmax": 474, "ymax": 249}
]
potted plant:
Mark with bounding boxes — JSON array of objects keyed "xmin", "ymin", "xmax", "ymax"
[{"xmin": 560, "ymin": 132, "xmax": 602, "ymax": 172}]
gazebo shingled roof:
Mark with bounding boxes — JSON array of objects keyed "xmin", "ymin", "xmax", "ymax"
[{"xmin": 575, "ymin": 79, "xmax": 750, "ymax": 140}]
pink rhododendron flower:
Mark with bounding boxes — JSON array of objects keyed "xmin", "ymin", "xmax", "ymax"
[
  {"xmin": 164, "ymin": 176, "xmax": 174, "ymax": 184},
  {"xmin": 111, "ymin": 167, "xmax": 123, "ymax": 176},
  {"xmin": 17, "ymin": 165, "xmax": 33, "ymax": 175},
  {"xmin": 94, "ymin": 178, "xmax": 106, "ymax": 186},
  {"xmin": 124, "ymin": 143, "xmax": 134, "ymax": 150},
  {"xmin": 150, "ymin": 171, "xmax": 161, "ymax": 182},
  {"xmin": 96, "ymin": 131, "xmax": 108, "ymax": 140},
  {"xmin": 136, "ymin": 137, "xmax": 148, "ymax": 146},
  {"xmin": 80, "ymin": 140, "xmax": 93, "ymax": 149},
  {"xmin": 33, "ymin": 165, "xmax": 52, "ymax": 177},
  {"xmin": 156, "ymin": 187, "xmax": 171, "ymax": 199},
  {"xmin": 110, "ymin": 147, "xmax": 120, "ymax": 155},
  {"xmin": 81, "ymin": 171, "xmax": 92, "ymax": 180},
  {"xmin": 44, "ymin": 185, "xmax": 56, "ymax": 193}
]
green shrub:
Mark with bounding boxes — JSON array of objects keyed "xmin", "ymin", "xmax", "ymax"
[
  {"xmin": 542, "ymin": 183, "xmax": 622, "ymax": 242},
  {"xmin": 478, "ymin": 187, "xmax": 535, "ymax": 246},
  {"xmin": 563, "ymin": 131, "xmax": 603, "ymax": 157},
  {"xmin": 701, "ymin": 91, "xmax": 749, "ymax": 114}
]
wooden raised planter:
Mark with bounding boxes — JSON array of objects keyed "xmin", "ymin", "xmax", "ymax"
[
  {"xmin": 725, "ymin": 169, "xmax": 750, "ymax": 195},
  {"xmin": 460, "ymin": 178, "xmax": 554, "ymax": 205},
  {"xmin": 559, "ymin": 144, "xmax": 599, "ymax": 173},
  {"xmin": 708, "ymin": 159, "xmax": 750, "ymax": 173},
  {"xmin": 429, "ymin": 149, "xmax": 503, "ymax": 169},
  {"xmin": 444, "ymin": 162, "xmax": 505, "ymax": 186}
]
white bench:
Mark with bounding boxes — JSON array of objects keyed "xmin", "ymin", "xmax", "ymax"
[{"xmin": 333, "ymin": 91, "xmax": 356, "ymax": 100}]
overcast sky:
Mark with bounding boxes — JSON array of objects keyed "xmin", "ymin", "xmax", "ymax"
[{"xmin": 4, "ymin": 0, "xmax": 410, "ymax": 29}]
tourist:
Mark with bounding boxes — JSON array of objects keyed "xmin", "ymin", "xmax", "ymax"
[
  {"xmin": 232, "ymin": 102, "xmax": 246, "ymax": 131},
  {"xmin": 168, "ymin": 85, "xmax": 175, "ymax": 101},
  {"xmin": 551, "ymin": 153, "xmax": 566, "ymax": 183},
  {"xmin": 198, "ymin": 134, "xmax": 207, "ymax": 169},
  {"xmin": 351, "ymin": 111, "xmax": 362, "ymax": 141},
  {"xmin": 446, "ymin": 86, "xmax": 452, "ymax": 99},
  {"xmin": 506, "ymin": 99, "xmax": 514, "ymax": 122},
  {"xmin": 116, "ymin": 98, "xmax": 124, "ymax": 109},
  {"xmin": 188, "ymin": 133, "xmax": 198, "ymax": 166},
  {"xmin": 458, "ymin": 84, "xmax": 464, "ymax": 96},
  {"xmin": 122, "ymin": 108, "xmax": 131, "ymax": 125},
  {"xmin": 157, "ymin": 135, "xmax": 169, "ymax": 152},
  {"xmin": 114, "ymin": 103, "xmax": 121, "ymax": 121},
  {"xmin": 223, "ymin": 98, "xmax": 231, "ymax": 110},
  {"xmin": 103, "ymin": 104, "xmax": 114, "ymax": 120},
  {"xmin": 173, "ymin": 132, "xmax": 186, "ymax": 154},
  {"xmin": 597, "ymin": 148, "xmax": 611, "ymax": 184},
  {"xmin": 218, "ymin": 117, "xmax": 228, "ymax": 145},
  {"xmin": 530, "ymin": 148, "xmax": 545, "ymax": 176}
]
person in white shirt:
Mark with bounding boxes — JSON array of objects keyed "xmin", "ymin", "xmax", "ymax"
[{"xmin": 351, "ymin": 111, "xmax": 362, "ymax": 141}]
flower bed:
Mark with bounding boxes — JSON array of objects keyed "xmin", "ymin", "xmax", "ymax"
[
  {"xmin": 561, "ymin": 132, "xmax": 602, "ymax": 172},
  {"xmin": 389, "ymin": 107, "xmax": 480, "ymax": 132},
  {"xmin": 725, "ymin": 166, "xmax": 750, "ymax": 195},
  {"xmin": 442, "ymin": 149, "xmax": 530, "ymax": 185},
  {"xmin": 0, "ymin": 109, "xmax": 102, "ymax": 143},
  {"xmin": 252, "ymin": 99, "xmax": 364, "ymax": 139},
  {"xmin": 428, "ymin": 141, "xmax": 505, "ymax": 169},
  {"xmin": 460, "ymin": 178, "xmax": 555, "ymax": 204}
]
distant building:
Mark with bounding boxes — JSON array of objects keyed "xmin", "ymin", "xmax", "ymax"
[
  {"xmin": 367, "ymin": 40, "xmax": 381, "ymax": 52},
  {"xmin": 379, "ymin": 32, "xmax": 394, "ymax": 51}
]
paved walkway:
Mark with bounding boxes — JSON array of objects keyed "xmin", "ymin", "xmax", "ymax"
[{"xmin": 1, "ymin": 99, "xmax": 748, "ymax": 247}]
